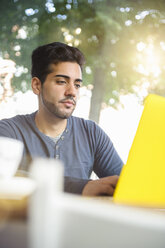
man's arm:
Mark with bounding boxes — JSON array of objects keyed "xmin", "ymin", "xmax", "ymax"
[
  {"xmin": 64, "ymin": 175, "xmax": 119, "ymax": 196},
  {"xmin": 88, "ymin": 120, "xmax": 123, "ymax": 178},
  {"xmin": 64, "ymin": 176, "xmax": 91, "ymax": 194},
  {"xmin": 82, "ymin": 176, "xmax": 119, "ymax": 196}
]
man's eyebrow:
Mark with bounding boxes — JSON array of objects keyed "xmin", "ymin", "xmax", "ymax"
[
  {"xmin": 55, "ymin": 74, "xmax": 83, "ymax": 82},
  {"xmin": 55, "ymin": 74, "xmax": 69, "ymax": 79}
]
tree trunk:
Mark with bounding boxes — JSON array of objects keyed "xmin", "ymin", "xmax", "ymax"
[{"xmin": 89, "ymin": 67, "xmax": 105, "ymax": 123}]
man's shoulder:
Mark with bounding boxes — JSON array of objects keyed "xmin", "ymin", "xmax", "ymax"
[
  {"xmin": 0, "ymin": 112, "xmax": 36, "ymax": 138},
  {"xmin": 0, "ymin": 112, "xmax": 36, "ymax": 125},
  {"xmin": 70, "ymin": 116, "xmax": 97, "ymax": 128},
  {"xmin": 70, "ymin": 115, "xmax": 96, "ymax": 124},
  {"xmin": 69, "ymin": 116, "xmax": 104, "ymax": 136}
]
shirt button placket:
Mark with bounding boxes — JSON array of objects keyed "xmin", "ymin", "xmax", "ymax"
[
  {"xmin": 55, "ymin": 145, "xmax": 59, "ymax": 159},
  {"xmin": 55, "ymin": 154, "xmax": 59, "ymax": 159},
  {"xmin": 55, "ymin": 135, "xmax": 65, "ymax": 159}
]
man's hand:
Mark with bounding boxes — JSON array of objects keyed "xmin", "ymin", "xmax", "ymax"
[{"xmin": 82, "ymin": 175, "xmax": 119, "ymax": 196}]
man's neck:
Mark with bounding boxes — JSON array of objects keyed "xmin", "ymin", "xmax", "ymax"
[{"xmin": 35, "ymin": 110, "xmax": 67, "ymax": 138}]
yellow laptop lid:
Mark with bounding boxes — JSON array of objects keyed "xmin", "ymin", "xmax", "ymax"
[{"xmin": 114, "ymin": 94, "xmax": 165, "ymax": 207}]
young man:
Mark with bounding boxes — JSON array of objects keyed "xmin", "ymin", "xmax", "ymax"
[{"xmin": 0, "ymin": 42, "xmax": 123, "ymax": 196}]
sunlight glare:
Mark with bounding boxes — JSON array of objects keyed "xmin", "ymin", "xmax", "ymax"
[
  {"xmin": 136, "ymin": 42, "xmax": 161, "ymax": 78},
  {"xmin": 75, "ymin": 28, "xmax": 81, "ymax": 35},
  {"xmin": 160, "ymin": 41, "xmax": 165, "ymax": 51},
  {"xmin": 136, "ymin": 42, "xmax": 146, "ymax": 51},
  {"xmin": 64, "ymin": 34, "xmax": 73, "ymax": 42}
]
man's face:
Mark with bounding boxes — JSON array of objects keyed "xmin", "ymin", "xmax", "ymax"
[{"xmin": 40, "ymin": 62, "xmax": 82, "ymax": 119}]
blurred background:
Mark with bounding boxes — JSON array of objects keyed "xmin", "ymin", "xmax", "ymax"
[{"xmin": 0, "ymin": 0, "xmax": 165, "ymax": 163}]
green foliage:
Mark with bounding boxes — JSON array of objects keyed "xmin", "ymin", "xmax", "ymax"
[{"xmin": 0, "ymin": 0, "xmax": 165, "ymax": 106}]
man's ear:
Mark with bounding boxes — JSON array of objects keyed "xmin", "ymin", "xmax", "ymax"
[{"xmin": 31, "ymin": 77, "xmax": 42, "ymax": 95}]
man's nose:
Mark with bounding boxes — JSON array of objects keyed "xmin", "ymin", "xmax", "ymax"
[{"xmin": 65, "ymin": 84, "xmax": 77, "ymax": 97}]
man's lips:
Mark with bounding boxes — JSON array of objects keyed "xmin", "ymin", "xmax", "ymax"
[
  {"xmin": 59, "ymin": 100, "xmax": 76, "ymax": 108},
  {"xmin": 59, "ymin": 98, "xmax": 76, "ymax": 106},
  {"xmin": 62, "ymin": 101, "xmax": 74, "ymax": 107}
]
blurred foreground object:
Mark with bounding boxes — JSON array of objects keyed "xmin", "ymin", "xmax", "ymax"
[
  {"xmin": 0, "ymin": 137, "xmax": 23, "ymax": 179},
  {"xmin": 28, "ymin": 157, "xmax": 165, "ymax": 248},
  {"xmin": 0, "ymin": 177, "xmax": 36, "ymax": 220},
  {"xmin": 28, "ymin": 158, "xmax": 64, "ymax": 248}
]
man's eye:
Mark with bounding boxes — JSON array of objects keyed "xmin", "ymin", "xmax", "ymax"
[
  {"xmin": 56, "ymin": 80, "xmax": 66, "ymax": 84},
  {"xmin": 75, "ymin": 84, "xmax": 81, "ymax": 89}
]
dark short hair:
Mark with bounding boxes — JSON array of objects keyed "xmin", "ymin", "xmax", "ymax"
[{"xmin": 31, "ymin": 42, "xmax": 85, "ymax": 84}]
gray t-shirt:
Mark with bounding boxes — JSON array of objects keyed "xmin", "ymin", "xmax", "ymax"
[{"xmin": 0, "ymin": 112, "xmax": 123, "ymax": 193}]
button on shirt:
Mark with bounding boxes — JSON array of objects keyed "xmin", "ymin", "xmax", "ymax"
[
  {"xmin": 0, "ymin": 112, "xmax": 123, "ymax": 180},
  {"xmin": 49, "ymin": 134, "xmax": 62, "ymax": 159}
]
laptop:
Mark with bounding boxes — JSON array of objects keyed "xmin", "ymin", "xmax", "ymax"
[{"xmin": 113, "ymin": 94, "xmax": 165, "ymax": 208}]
